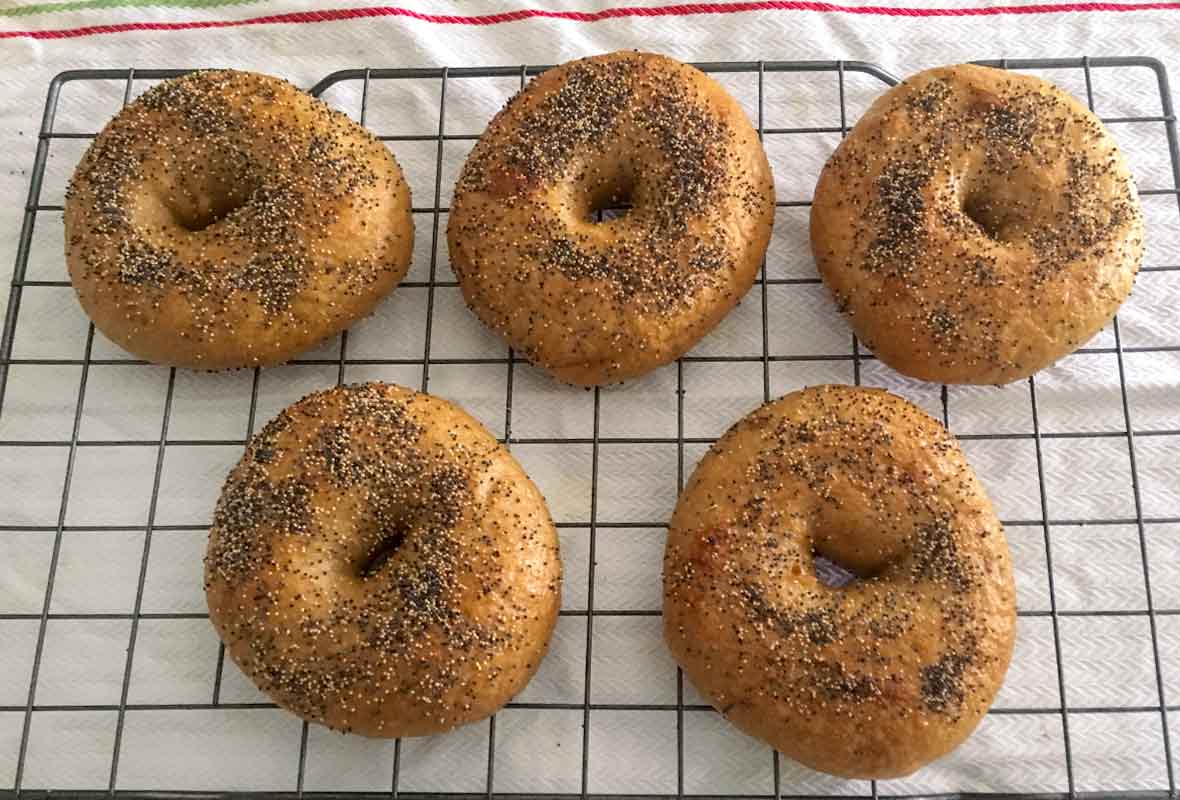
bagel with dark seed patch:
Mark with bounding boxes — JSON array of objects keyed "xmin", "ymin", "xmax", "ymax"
[
  {"xmin": 448, "ymin": 51, "xmax": 775, "ymax": 386},
  {"xmin": 66, "ymin": 70, "xmax": 413, "ymax": 368},
  {"xmin": 205, "ymin": 382, "xmax": 561, "ymax": 737},
  {"xmin": 664, "ymin": 384, "xmax": 1016, "ymax": 778},
  {"xmin": 811, "ymin": 64, "xmax": 1142, "ymax": 384}
]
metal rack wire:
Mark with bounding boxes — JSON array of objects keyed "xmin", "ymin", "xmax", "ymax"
[{"xmin": 0, "ymin": 57, "xmax": 1177, "ymax": 799}]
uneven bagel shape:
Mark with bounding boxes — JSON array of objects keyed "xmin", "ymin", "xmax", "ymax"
[
  {"xmin": 664, "ymin": 384, "xmax": 1016, "ymax": 778},
  {"xmin": 811, "ymin": 64, "xmax": 1142, "ymax": 385},
  {"xmin": 205, "ymin": 382, "xmax": 561, "ymax": 737},
  {"xmin": 448, "ymin": 50, "xmax": 775, "ymax": 386},
  {"xmin": 66, "ymin": 69, "xmax": 413, "ymax": 369}
]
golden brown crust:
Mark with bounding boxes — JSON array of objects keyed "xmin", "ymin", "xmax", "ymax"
[
  {"xmin": 204, "ymin": 382, "xmax": 561, "ymax": 737},
  {"xmin": 448, "ymin": 51, "xmax": 775, "ymax": 386},
  {"xmin": 663, "ymin": 384, "xmax": 1016, "ymax": 778},
  {"xmin": 65, "ymin": 70, "xmax": 413, "ymax": 368},
  {"xmin": 811, "ymin": 64, "xmax": 1142, "ymax": 384}
]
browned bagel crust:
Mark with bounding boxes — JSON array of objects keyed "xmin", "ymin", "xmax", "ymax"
[
  {"xmin": 448, "ymin": 51, "xmax": 775, "ymax": 386},
  {"xmin": 811, "ymin": 64, "xmax": 1142, "ymax": 384},
  {"xmin": 65, "ymin": 70, "xmax": 413, "ymax": 368},
  {"xmin": 205, "ymin": 382, "xmax": 561, "ymax": 737},
  {"xmin": 663, "ymin": 385, "xmax": 1016, "ymax": 778}
]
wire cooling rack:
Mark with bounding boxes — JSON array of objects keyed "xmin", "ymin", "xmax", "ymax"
[{"xmin": 0, "ymin": 57, "xmax": 1178, "ymax": 800}]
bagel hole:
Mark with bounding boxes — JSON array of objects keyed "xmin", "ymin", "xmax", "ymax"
[
  {"xmin": 812, "ymin": 553, "xmax": 859, "ymax": 589},
  {"xmin": 585, "ymin": 178, "xmax": 634, "ymax": 223},
  {"xmin": 962, "ymin": 192, "xmax": 1006, "ymax": 240},
  {"xmin": 172, "ymin": 193, "xmax": 248, "ymax": 232},
  {"xmin": 358, "ymin": 523, "xmax": 409, "ymax": 578}
]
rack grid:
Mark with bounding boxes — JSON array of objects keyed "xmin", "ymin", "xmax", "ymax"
[{"xmin": 0, "ymin": 57, "xmax": 1177, "ymax": 799}]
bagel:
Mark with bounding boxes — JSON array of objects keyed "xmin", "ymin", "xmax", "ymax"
[
  {"xmin": 663, "ymin": 384, "xmax": 1016, "ymax": 778},
  {"xmin": 448, "ymin": 51, "xmax": 775, "ymax": 386},
  {"xmin": 205, "ymin": 382, "xmax": 561, "ymax": 737},
  {"xmin": 65, "ymin": 69, "xmax": 413, "ymax": 368},
  {"xmin": 811, "ymin": 64, "xmax": 1142, "ymax": 384}
]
